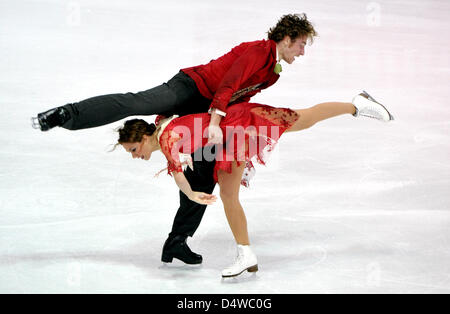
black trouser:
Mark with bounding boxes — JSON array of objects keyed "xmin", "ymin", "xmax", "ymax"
[
  {"xmin": 61, "ymin": 71, "xmax": 211, "ymax": 130},
  {"xmin": 169, "ymin": 148, "xmax": 217, "ymax": 239},
  {"xmin": 61, "ymin": 71, "xmax": 216, "ymax": 239}
]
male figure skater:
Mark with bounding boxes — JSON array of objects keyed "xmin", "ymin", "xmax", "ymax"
[{"xmin": 32, "ymin": 14, "xmax": 319, "ymax": 265}]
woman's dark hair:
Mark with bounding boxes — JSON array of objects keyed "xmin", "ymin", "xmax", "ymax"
[
  {"xmin": 268, "ymin": 13, "xmax": 318, "ymax": 44},
  {"xmin": 117, "ymin": 119, "xmax": 156, "ymax": 144},
  {"xmin": 111, "ymin": 119, "xmax": 156, "ymax": 151}
]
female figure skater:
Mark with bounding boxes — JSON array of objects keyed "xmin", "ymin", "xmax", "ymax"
[
  {"xmin": 115, "ymin": 92, "xmax": 393, "ymax": 278},
  {"xmin": 32, "ymin": 14, "xmax": 318, "ymax": 265}
]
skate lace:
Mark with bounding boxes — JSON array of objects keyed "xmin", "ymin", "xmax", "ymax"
[
  {"xmin": 225, "ymin": 254, "xmax": 244, "ymax": 270},
  {"xmin": 360, "ymin": 106, "xmax": 383, "ymax": 120},
  {"xmin": 358, "ymin": 92, "xmax": 390, "ymax": 121}
]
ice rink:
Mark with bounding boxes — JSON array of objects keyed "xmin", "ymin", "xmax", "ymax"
[{"xmin": 1, "ymin": 0, "xmax": 449, "ymax": 293}]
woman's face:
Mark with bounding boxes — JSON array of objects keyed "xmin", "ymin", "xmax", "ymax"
[{"xmin": 122, "ymin": 136, "xmax": 152, "ymax": 161}]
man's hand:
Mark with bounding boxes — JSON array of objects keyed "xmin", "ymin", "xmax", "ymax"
[
  {"xmin": 207, "ymin": 124, "xmax": 223, "ymax": 144},
  {"xmin": 207, "ymin": 110, "xmax": 224, "ymax": 144}
]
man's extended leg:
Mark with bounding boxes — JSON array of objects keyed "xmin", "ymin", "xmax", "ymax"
[
  {"xmin": 32, "ymin": 71, "xmax": 207, "ymax": 131},
  {"xmin": 59, "ymin": 85, "xmax": 178, "ymax": 130}
]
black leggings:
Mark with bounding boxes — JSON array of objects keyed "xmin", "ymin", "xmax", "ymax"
[{"xmin": 61, "ymin": 71, "xmax": 211, "ymax": 130}]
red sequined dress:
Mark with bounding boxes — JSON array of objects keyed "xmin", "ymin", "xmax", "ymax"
[{"xmin": 157, "ymin": 102, "xmax": 299, "ymax": 186}]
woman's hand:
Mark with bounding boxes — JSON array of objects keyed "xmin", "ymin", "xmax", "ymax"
[
  {"xmin": 188, "ymin": 192, "xmax": 217, "ymax": 205},
  {"xmin": 173, "ymin": 172, "xmax": 216, "ymax": 205}
]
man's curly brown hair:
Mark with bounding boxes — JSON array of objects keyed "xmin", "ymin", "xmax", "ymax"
[{"xmin": 267, "ymin": 13, "xmax": 318, "ymax": 44}]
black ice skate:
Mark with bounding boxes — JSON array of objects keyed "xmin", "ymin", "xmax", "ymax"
[
  {"xmin": 161, "ymin": 235, "xmax": 203, "ymax": 265},
  {"xmin": 31, "ymin": 107, "xmax": 71, "ymax": 131}
]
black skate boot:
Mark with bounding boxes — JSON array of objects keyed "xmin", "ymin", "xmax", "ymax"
[
  {"xmin": 31, "ymin": 107, "xmax": 71, "ymax": 131},
  {"xmin": 161, "ymin": 235, "xmax": 203, "ymax": 265}
]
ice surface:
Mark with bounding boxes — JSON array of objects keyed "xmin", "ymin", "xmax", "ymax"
[{"xmin": 1, "ymin": 0, "xmax": 449, "ymax": 293}]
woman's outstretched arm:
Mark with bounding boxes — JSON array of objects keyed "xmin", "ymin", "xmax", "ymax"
[{"xmin": 173, "ymin": 171, "xmax": 217, "ymax": 205}]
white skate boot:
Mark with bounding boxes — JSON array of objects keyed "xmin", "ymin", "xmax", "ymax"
[
  {"xmin": 222, "ymin": 245, "xmax": 258, "ymax": 278},
  {"xmin": 352, "ymin": 90, "xmax": 394, "ymax": 122}
]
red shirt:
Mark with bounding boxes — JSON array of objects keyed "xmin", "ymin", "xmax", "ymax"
[{"xmin": 181, "ymin": 39, "xmax": 280, "ymax": 113}]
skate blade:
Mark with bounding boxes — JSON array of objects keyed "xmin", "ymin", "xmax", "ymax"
[
  {"xmin": 31, "ymin": 117, "xmax": 41, "ymax": 130},
  {"xmin": 362, "ymin": 90, "xmax": 395, "ymax": 121},
  {"xmin": 221, "ymin": 264, "xmax": 258, "ymax": 278}
]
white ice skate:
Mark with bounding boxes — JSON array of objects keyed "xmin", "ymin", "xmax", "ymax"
[
  {"xmin": 222, "ymin": 244, "xmax": 258, "ymax": 278},
  {"xmin": 352, "ymin": 90, "xmax": 394, "ymax": 122}
]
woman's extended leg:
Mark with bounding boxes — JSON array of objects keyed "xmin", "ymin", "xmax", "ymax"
[
  {"xmin": 287, "ymin": 102, "xmax": 356, "ymax": 132},
  {"xmin": 217, "ymin": 161, "xmax": 248, "ymax": 245},
  {"xmin": 287, "ymin": 92, "xmax": 394, "ymax": 132}
]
